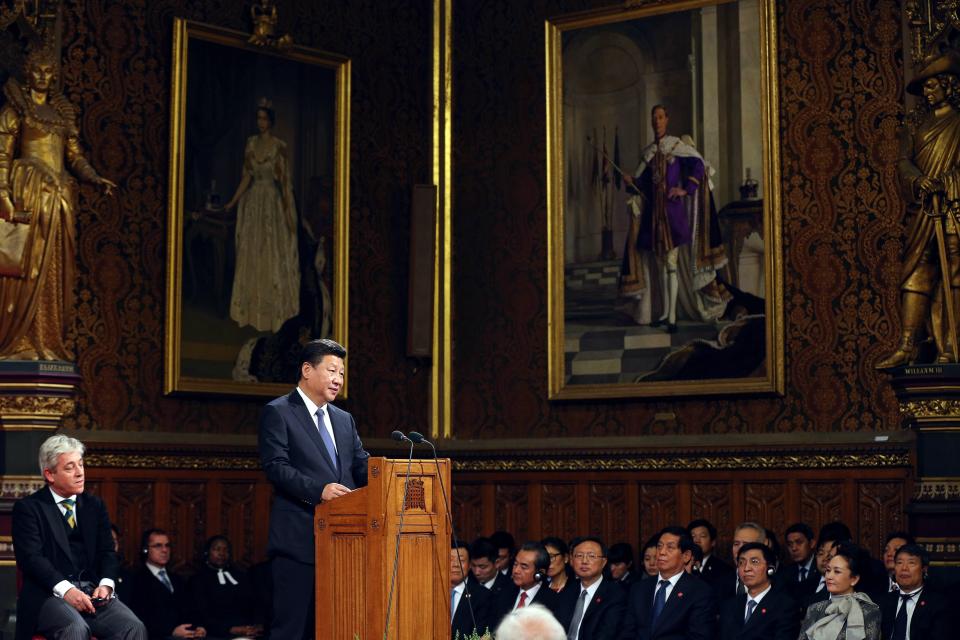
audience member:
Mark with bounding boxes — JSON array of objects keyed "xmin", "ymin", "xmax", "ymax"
[
  {"xmin": 451, "ymin": 541, "xmax": 494, "ymax": 638},
  {"xmin": 565, "ymin": 537, "xmax": 625, "ymax": 640},
  {"xmin": 495, "ymin": 603, "xmax": 565, "ymax": 640},
  {"xmin": 541, "ymin": 536, "xmax": 576, "ymax": 596},
  {"xmin": 606, "ymin": 542, "xmax": 638, "ymax": 589},
  {"xmin": 130, "ymin": 529, "xmax": 206, "ymax": 639},
  {"xmin": 685, "ymin": 543, "xmax": 704, "ymax": 574},
  {"xmin": 720, "ymin": 542, "xmax": 800, "ymax": 640},
  {"xmin": 730, "ymin": 522, "xmax": 767, "ymax": 598},
  {"xmin": 807, "ymin": 523, "xmax": 853, "ymax": 603},
  {"xmin": 621, "ymin": 526, "xmax": 717, "ymax": 639},
  {"xmin": 880, "ymin": 543, "xmax": 952, "ymax": 640},
  {"xmin": 491, "ymin": 530, "xmax": 516, "ymax": 576},
  {"xmin": 799, "ymin": 542, "xmax": 880, "ymax": 640},
  {"xmin": 12, "ymin": 434, "xmax": 146, "ymax": 640},
  {"xmin": 880, "ymin": 532, "xmax": 915, "ymax": 594},
  {"xmin": 111, "ymin": 523, "xmax": 135, "ymax": 604},
  {"xmin": 640, "ymin": 535, "xmax": 659, "ymax": 577},
  {"xmin": 471, "ymin": 537, "xmax": 512, "ymax": 595},
  {"xmin": 187, "ymin": 535, "xmax": 262, "ymax": 638},
  {"xmin": 688, "ymin": 519, "xmax": 735, "ymax": 598},
  {"xmin": 493, "ymin": 542, "xmax": 564, "ymax": 629},
  {"xmin": 783, "ymin": 522, "xmax": 819, "ymax": 599}
]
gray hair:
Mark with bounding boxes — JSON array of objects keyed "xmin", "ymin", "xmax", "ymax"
[
  {"xmin": 495, "ymin": 603, "xmax": 565, "ymax": 640},
  {"xmin": 735, "ymin": 521, "xmax": 768, "ymax": 545},
  {"xmin": 38, "ymin": 434, "xmax": 85, "ymax": 475}
]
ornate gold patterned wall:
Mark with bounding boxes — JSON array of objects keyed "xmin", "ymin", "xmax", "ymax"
[
  {"xmin": 59, "ymin": 1, "xmax": 432, "ymax": 435},
  {"xmin": 452, "ymin": 0, "xmax": 906, "ymax": 437}
]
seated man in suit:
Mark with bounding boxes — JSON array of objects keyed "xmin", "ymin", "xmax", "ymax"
[
  {"xmin": 719, "ymin": 542, "xmax": 800, "ymax": 640},
  {"xmin": 781, "ymin": 523, "xmax": 818, "ymax": 600},
  {"xmin": 566, "ymin": 537, "xmax": 625, "ymax": 640},
  {"xmin": 130, "ymin": 529, "xmax": 205, "ymax": 639},
  {"xmin": 12, "ymin": 435, "xmax": 146, "ymax": 640},
  {"xmin": 621, "ymin": 525, "xmax": 717, "ymax": 640},
  {"xmin": 470, "ymin": 537, "xmax": 512, "ymax": 594},
  {"xmin": 493, "ymin": 542, "xmax": 563, "ymax": 629},
  {"xmin": 880, "ymin": 531, "xmax": 914, "ymax": 594},
  {"xmin": 451, "ymin": 541, "xmax": 493, "ymax": 638},
  {"xmin": 687, "ymin": 519, "xmax": 734, "ymax": 599},
  {"xmin": 490, "ymin": 531, "xmax": 516, "ymax": 577},
  {"xmin": 728, "ymin": 523, "xmax": 767, "ymax": 600},
  {"xmin": 880, "ymin": 543, "xmax": 953, "ymax": 640}
]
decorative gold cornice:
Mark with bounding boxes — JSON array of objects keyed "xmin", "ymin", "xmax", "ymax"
[
  {"xmin": 900, "ymin": 398, "xmax": 960, "ymax": 420},
  {"xmin": 453, "ymin": 452, "xmax": 910, "ymax": 472},
  {"xmin": 914, "ymin": 479, "xmax": 960, "ymax": 501},
  {"xmin": 85, "ymin": 453, "xmax": 261, "ymax": 471}
]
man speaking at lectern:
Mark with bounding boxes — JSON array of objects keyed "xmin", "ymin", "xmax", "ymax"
[{"xmin": 259, "ymin": 338, "xmax": 370, "ymax": 640}]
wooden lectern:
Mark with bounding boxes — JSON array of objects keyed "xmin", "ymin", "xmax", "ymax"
[{"xmin": 315, "ymin": 456, "xmax": 452, "ymax": 639}]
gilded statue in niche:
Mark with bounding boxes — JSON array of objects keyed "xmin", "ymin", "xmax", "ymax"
[
  {"xmin": 0, "ymin": 46, "xmax": 115, "ymax": 360},
  {"xmin": 878, "ymin": 50, "xmax": 960, "ymax": 368}
]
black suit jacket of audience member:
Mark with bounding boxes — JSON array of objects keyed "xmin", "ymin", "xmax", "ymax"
[
  {"xmin": 452, "ymin": 580, "xmax": 495, "ymax": 638},
  {"xmin": 480, "ymin": 570, "xmax": 513, "ymax": 597},
  {"xmin": 130, "ymin": 564, "xmax": 193, "ymax": 640},
  {"xmin": 570, "ymin": 577, "xmax": 627, "ymax": 640},
  {"xmin": 12, "ymin": 489, "xmax": 120, "ymax": 640},
  {"xmin": 718, "ymin": 588, "xmax": 801, "ymax": 640},
  {"xmin": 699, "ymin": 555, "xmax": 736, "ymax": 598},
  {"xmin": 780, "ymin": 562, "xmax": 820, "ymax": 601},
  {"xmin": 494, "ymin": 582, "xmax": 565, "ymax": 629},
  {"xmin": 620, "ymin": 572, "xmax": 718, "ymax": 640},
  {"xmin": 800, "ymin": 584, "xmax": 829, "ymax": 617},
  {"xmin": 880, "ymin": 587, "xmax": 954, "ymax": 640}
]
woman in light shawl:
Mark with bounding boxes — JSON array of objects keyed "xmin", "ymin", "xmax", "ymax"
[{"xmin": 799, "ymin": 542, "xmax": 881, "ymax": 640}]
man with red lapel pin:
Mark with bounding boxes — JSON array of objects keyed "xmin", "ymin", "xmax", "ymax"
[
  {"xmin": 621, "ymin": 526, "xmax": 716, "ymax": 640},
  {"xmin": 880, "ymin": 543, "xmax": 951, "ymax": 640},
  {"xmin": 565, "ymin": 537, "xmax": 625, "ymax": 639},
  {"xmin": 719, "ymin": 542, "xmax": 800, "ymax": 640}
]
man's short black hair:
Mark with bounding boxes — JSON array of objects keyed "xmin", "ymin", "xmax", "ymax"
[
  {"xmin": 490, "ymin": 530, "xmax": 516, "ymax": 553},
  {"xmin": 470, "ymin": 537, "xmax": 498, "ymax": 564},
  {"xmin": 687, "ymin": 519, "xmax": 718, "ymax": 540},
  {"xmin": 298, "ymin": 339, "xmax": 346, "ymax": 379},
  {"xmin": 737, "ymin": 541, "xmax": 778, "ymax": 568},
  {"xmin": 540, "ymin": 536, "xmax": 568, "ymax": 556},
  {"xmin": 817, "ymin": 521, "xmax": 852, "ymax": 548},
  {"xmin": 452, "ymin": 539, "xmax": 471, "ymax": 553},
  {"xmin": 785, "ymin": 522, "xmax": 815, "ymax": 541},
  {"xmin": 571, "ymin": 536, "xmax": 607, "ymax": 558},
  {"xmin": 517, "ymin": 541, "xmax": 550, "ymax": 576},
  {"xmin": 894, "ymin": 543, "xmax": 930, "ymax": 568},
  {"xmin": 139, "ymin": 527, "xmax": 168, "ymax": 561},
  {"xmin": 658, "ymin": 526, "xmax": 696, "ymax": 555},
  {"xmin": 607, "ymin": 542, "xmax": 634, "ymax": 565},
  {"xmin": 884, "ymin": 531, "xmax": 915, "ymax": 546}
]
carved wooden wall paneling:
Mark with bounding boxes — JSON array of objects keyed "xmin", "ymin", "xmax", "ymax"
[{"xmin": 452, "ymin": 470, "xmax": 909, "ymax": 560}]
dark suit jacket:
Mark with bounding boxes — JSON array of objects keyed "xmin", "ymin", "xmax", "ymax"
[
  {"xmin": 129, "ymin": 564, "xmax": 192, "ymax": 640},
  {"xmin": 259, "ymin": 389, "xmax": 369, "ymax": 564},
  {"xmin": 478, "ymin": 571, "xmax": 513, "ymax": 597},
  {"xmin": 621, "ymin": 572, "xmax": 717, "ymax": 640},
  {"xmin": 494, "ymin": 583, "xmax": 564, "ymax": 629},
  {"xmin": 780, "ymin": 561, "xmax": 819, "ymax": 601},
  {"xmin": 573, "ymin": 577, "xmax": 627, "ymax": 640},
  {"xmin": 12, "ymin": 488, "xmax": 119, "ymax": 640},
  {"xmin": 801, "ymin": 584, "xmax": 829, "ymax": 616},
  {"xmin": 699, "ymin": 555, "xmax": 735, "ymax": 600},
  {"xmin": 718, "ymin": 588, "xmax": 801, "ymax": 640},
  {"xmin": 452, "ymin": 581, "xmax": 495, "ymax": 638},
  {"xmin": 880, "ymin": 587, "xmax": 953, "ymax": 640}
]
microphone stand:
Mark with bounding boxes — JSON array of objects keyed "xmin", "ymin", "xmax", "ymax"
[
  {"xmin": 408, "ymin": 431, "xmax": 478, "ymax": 635},
  {"xmin": 383, "ymin": 432, "xmax": 415, "ymax": 640}
]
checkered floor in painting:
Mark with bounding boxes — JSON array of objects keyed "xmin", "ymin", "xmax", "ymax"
[{"xmin": 564, "ymin": 260, "xmax": 721, "ymax": 383}]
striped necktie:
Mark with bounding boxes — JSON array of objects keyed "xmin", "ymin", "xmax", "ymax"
[{"xmin": 62, "ymin": 498, "xmax": 76, "ymax": 529}]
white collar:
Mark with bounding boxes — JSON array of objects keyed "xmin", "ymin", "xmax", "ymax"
[
  {"xmin": 295, "ymin": 386, "xmax": 328, "ymax": 417},
  {"xmin": 746, "ymin": 584, "xmax": 772, "ymax": 604},
  {"xmin": 452, "ymin": 580, "xmax": 466, "ymax": 595},
  {"xmin": 657, "ymin": 571, "xmax": 683, "ymax": 588},
  {"xmin": 49, "ymin": 487, "xmax": 76, "ymax": 504}
]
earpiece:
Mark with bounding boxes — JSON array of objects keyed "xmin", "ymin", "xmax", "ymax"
[
  {"xmin": 533, "ymin": 570, "xmax": 544, "ymax": 582},
  {"xmin": 767, "ymin": 567, "xmax": 775, "ymax": 576}
]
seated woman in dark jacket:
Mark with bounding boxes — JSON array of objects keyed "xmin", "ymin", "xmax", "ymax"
[
  {"xmin": 799, "ymin": 542, "xmax": 881, "ymax": 640},
  {"xmin": 188, "ymin": 535, "xmax": 263, "ymax": 639}
]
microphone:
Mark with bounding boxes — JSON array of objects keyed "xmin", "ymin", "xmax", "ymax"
[
  {"xmin": 383, "ymin": 432, "xmax": 416, "ymax": 639},
  {"xmin": 409, "ymin": 431, "xmax": 477, "ymax": 632}
]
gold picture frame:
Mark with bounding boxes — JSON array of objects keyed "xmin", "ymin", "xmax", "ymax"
[
  {"xmin": 546, "ymin": 0, "xmax": 783, "ymax": 399},
  {"xmin": 164, "ymin": 18, "xmax": 350, "ymax": 397}
]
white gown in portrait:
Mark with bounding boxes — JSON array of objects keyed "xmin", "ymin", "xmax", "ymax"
[{"xmin": 230, "ymin": 135, "xmax": 300, "ymax": 332}]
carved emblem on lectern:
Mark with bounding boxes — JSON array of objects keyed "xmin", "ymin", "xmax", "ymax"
[
  {"xmin": 317, "ymin": 517, "xmax": 326, "ymax": 531},
  {"xmin": 371, "ymin": 465, "xmax": 380, "ymax": 478},
  {"xmin": 405, "ymin": 478, "xmax": 426, "ymax": 511}
]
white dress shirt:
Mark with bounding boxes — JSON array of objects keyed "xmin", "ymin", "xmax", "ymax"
[
  {"xmin": 512, "ymin": 583, "xmax": 542, "ymax": 610},
  {"xmin": 895, "ymin": 586, "xmax": 923, "ymax": 640},
  {"xmin": 654, "ymin": 571, "xmax": 684, "ymax": 604},
  {"xmin": 570, "ymin": 576, "xmax": 603, "ymax": 639},
  {"xmin": 49, "ymin": 487, "xmax": 115, "ymax": 598},
  {"xmin": 296, "ymin": 386, "xmax": 338, "ymax": 455}
]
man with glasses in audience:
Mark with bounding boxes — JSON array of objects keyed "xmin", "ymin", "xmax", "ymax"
[
  {"xmin": 131, "ymin": 529, "xmax": 206, "ymax": 639},
  {"xmin": 565, "ymin": 537, "xmax": 625, "ymax": 640},
  {"xmin": 719, "ymin": 542, "xmax": 800, "ymax": 640}
]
